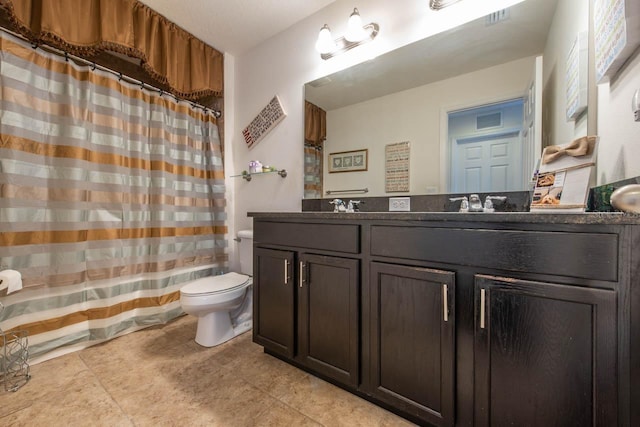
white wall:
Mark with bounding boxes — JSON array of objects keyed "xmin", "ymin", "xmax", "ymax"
[
  {"xmin": 223, "ymin": 52, "xmax": 242, "ymax": 272},
  {"xmin": 597, "ymin": 52, "xmax": 640, "ymax": 184},
  {"xmin": 542, "ymin": 0, "xmax": 590, "ymax": 147},
  {"xmin": 230, "ymin": 0, "xmax": 530, "ymax": 233},
  {"xmin": 323, "ymin": 56, "xmax": 535, "ymax": 195}
]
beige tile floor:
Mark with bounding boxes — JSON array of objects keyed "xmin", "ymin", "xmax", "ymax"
[{"xmin": 0, "ymin": 315, "xmax": 415, "ymax": 426}]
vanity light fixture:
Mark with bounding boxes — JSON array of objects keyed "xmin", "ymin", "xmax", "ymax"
[
  {"xmin": 315, "ymin": 8, "xmax": 379, "ymax": 60},
  {"xmin": 429, "ymin": 0, "xmax": 463, "ymax": 10}
]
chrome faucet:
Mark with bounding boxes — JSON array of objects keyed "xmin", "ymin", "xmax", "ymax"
[
  {"xmin": 449, "ymin": 194, "xmax": 507, "ymax": 212},
  {"xmin": 449, "ymin": 196, "xmax": 469, "ymax": 212},
  {"xmin": 468, "ymin": 194, "xmax": 484, "ymax": 212},
  {"xmin": 346, "ymin": 200, "xmax": 363, "ymax": 212},
  {"xmin": 330, "ymin": 199, "xmax": 346, "ymax": 212},
  {"xmin": 483, "ymin": 195, "xmax": 507, "ymax": 212}
]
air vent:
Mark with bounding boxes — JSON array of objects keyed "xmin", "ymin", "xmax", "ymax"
[
  {"xmin": 477, "ymin": 112, "xmax": 502, "ymax": 130},
  {"xmin": 486, "ymin": 9, "xmax": 510, "ymax": 26}
]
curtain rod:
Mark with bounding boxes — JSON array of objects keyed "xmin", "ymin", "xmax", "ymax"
[{"xmin": 0, "ymin": 26, "xmax": 222, "ymax": 119}]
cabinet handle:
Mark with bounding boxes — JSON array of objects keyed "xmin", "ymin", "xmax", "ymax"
[
  {"xmin": 480, "ymin": 288, "xmax": 486, "ymax": 329},
  {"xmin": 284, "ymin": 259, "xmax": 289, "ymax": 285},
  {"xmin": 442, "ymin": 284, "xmax": 449, "ymax": 322},
  {"xmin": 299, "ymin": 262, "xmax": 305, "ymax": 288}
]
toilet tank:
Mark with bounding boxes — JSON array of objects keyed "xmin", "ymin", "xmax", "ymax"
[{"xmin": 237, "ymin": 229, "xmax": 254, "ymax": 275}]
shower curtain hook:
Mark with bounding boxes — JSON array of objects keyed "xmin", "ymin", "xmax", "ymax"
[
  {"xmin": 118, "ymin": 73, "xmax": 123, "ymax": 81},
  {"xmin": 64, "ymin": 52, "xmax": 69, "ymax": 62},
  {"xmin": 91, "ymin": 62, "xmax": 96, "ymax": 71},
  {"xmin": 31, "ymin": 42, "xmax": 38, "ymax": 50},
  {"xmin": 140, "ymin": 81, "xmax": 145, "ymax": 90}
]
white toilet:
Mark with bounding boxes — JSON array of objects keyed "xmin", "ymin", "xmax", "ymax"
[{"xmin": 180, "ymin": 230, "xmax": 254, "ymax": 347}]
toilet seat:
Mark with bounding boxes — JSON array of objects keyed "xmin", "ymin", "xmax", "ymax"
[{"xmin": 180, "ymin": 272, "xmax": 251, "ymax": 297}]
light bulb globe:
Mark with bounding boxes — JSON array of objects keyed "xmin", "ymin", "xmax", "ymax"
[
  {"xmin": 315, "ymin": 25, "xmax": 337, "ymax": 54},
  {"xmin": 345, "ymin": 8, "xmax": 368, "ymax": 42}
]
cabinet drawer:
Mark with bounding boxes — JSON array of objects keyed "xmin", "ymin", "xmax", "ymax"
[
  {"xmin": 370, "ymin": 226, "xmax": 618, "ymax": 281},
  {"xmin": 255, "ymin": 221, "xmax": 360, "ymax": 254}
]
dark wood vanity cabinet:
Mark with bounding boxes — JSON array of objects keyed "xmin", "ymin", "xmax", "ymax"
[
  {"xmin": 253, "ymin": 221, "xmax": 361, "ymax": 386},
  {"xmin": 474, "ymin": 275, "xmax": 618, "ymax": 427},
  {"xmin": 251, "ymin": 214, "xmax": 638, "ymax": 426},
  {"xmin": 253, "ymin": 247, "xmax": 295, "ymax": 358},
  {"xmin": 370, "ymin": 262, "xmax": 456, "ymax": 426},
  {"xmin": 298, "ymin": 253, "xmax": 359, "ymax": 386}
]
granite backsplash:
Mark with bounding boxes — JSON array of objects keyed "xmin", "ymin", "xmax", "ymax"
[
  {"xmin": 302, "ymin": 191, "xmax": 531, "ymax": 213},
  {"xmin": 301, "ymin": 177, "xmax": 640, "ymax": 213}
]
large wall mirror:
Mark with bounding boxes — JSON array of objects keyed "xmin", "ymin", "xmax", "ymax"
[{"xmin": 304, "ymin": 0, "xmax": 592, "ymax": 198}]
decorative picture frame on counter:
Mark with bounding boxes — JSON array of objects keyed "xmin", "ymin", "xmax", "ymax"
[
  {"xmin": 328, "ymin": 149, "xmax": 368, "ymax": 173},
  {"xmin": 530, "ymin": 136, "xmax": 598, "ymax": 213}
]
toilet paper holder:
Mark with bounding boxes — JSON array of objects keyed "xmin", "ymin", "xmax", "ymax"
[{"xmin": 0, "ymin": 299, "xmax": 31, "ymax": 391}]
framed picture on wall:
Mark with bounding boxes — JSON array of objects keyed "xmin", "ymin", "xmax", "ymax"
[
  {"xmin": 328, "ymin": 149, "xmax": 368, "ymax": 173},
  {"xmin": 594, "ymin": 0, "xmax": 640, "ymax": 83}
]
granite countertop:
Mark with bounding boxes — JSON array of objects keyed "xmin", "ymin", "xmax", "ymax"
[{"xmin": 248, "ymin": 211, "xmax": 640, "ymax": 225}]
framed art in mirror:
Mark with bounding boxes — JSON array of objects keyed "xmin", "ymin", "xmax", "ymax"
[{"xmin": 329, "ymin": 149, "xmax": 368, "ymax": 173}]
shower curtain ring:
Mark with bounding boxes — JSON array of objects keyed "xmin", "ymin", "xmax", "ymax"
[
  {"xmin": 118, "ymin": 73, "xmax": 123, "ymax": 81},
  {"xmin": 64, "ymin": 52, "xmax": 69, "ymax": 62},
  {"xmin": 91, "ymin": 62, "xmax": 96, "ymax": 71}
]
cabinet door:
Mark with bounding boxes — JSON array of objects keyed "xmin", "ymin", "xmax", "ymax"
[
  {"xmin": 474, "ymin": 275, "xmax": 617, "ymax": 427},
  {"xmin": 253, "ymin": 247, "xmax": 295, "ymax": 358},
  {"xmin": 298, "ymin": 254, "xmax": 359, "ymax": 386},
  {"xmin": 370, "ymin": 262, "xmax": 456, "ymax": 427}
]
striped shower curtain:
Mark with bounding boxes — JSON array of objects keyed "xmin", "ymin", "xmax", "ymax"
[
  {"xmin": 0, "ymin": 32, "xmax": 227, "ymax": 361},
  {"xmin": 304, "ymin": 144, "xmax": 323, "ymax": 199}
]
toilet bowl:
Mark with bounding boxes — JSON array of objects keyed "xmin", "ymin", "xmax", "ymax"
[
  {"xmin": 180, "ymin": 230, "xmax": 254, "ymax": 347},
  {"xmin": 180, "ymin": 272, "xmax": 252, "ymax": 347}
]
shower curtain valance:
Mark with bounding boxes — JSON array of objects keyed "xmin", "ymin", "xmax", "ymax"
[
  {"xmin": 304, "ymin": 101, "xmax": 326, "ymax": 147},
  {"xmin": 0, "ymin": 0, "xmax": 223, "ymax": 100}
]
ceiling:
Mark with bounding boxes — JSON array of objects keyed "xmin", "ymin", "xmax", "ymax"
[
  {"xmin": 137, "ymin": 0, "xmax": 338, "ymax": 55},
  {"xmin": 306, "ymin": 0, "xmax": 559, "ymax": 111}
]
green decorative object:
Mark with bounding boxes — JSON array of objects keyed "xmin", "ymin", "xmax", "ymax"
[{"xmin": 591, "ymin": 184, "xmax": 615, "ymax": 212}]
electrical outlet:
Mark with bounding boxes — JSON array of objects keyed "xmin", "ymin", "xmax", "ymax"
[
  {"xmin": 389, "ymin": 197, "xmax": 410, "ymax": 212},
  {"xmin": 425, "ymin": 186, "xmax": 438, "ymax": 194}
]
